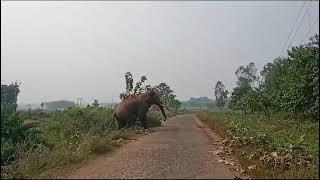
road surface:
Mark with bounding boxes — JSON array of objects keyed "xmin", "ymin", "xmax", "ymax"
[{"xmin": 66, "ymin": 114, "xmax": 241, "ymax": 179}]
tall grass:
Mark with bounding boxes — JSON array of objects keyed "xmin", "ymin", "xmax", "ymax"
[
  {"xmin": 197, "ymin": 109, "xmax": 319, "ymax": 179},
  {"xmin": 1, "ymin": 106, "xmax": 163, "ymax": 178}
]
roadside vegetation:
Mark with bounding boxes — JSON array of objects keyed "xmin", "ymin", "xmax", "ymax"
[
  {"xmin": 198, "ymin": 110, "xmax": 318, "ymax": 178},
  {"xmin": 1, "ymin": 73, "xmax": 183, "ymax": 178},
  {"xmin": 198, "ymin": 34, "xmax": 319, "ymax": 178}
]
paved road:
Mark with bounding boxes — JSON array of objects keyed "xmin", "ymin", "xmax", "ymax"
[{"xmin": 67, "ymin": 114, "xmax": 240, "ymax": 179}]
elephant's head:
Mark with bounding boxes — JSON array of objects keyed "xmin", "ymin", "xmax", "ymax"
[{"xmin": 145, "ymin": 90, "xmax": 167, "ymax": 121}]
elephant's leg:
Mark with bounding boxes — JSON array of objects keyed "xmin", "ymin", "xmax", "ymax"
[
  {"xmin": 126, "ymin": 113, "xmax": 138, "ymax": 129},
  {"xmin": 116, "ymin": 119, "xmax": 125, "ymax": 130},
  {"xmin": 139, "ymin": 112, "xmax": 148, "ymax": 129},
  {"xmin": 117, "ymin": 112, "xmax": 137, "ymax": 129},
  {"xmin": 136, "ymin": 108, "xmax": 147, "ymax": 129},
  {"xmin": 128, "ymin": 119, "xmax": 135, "ymax": 128}
]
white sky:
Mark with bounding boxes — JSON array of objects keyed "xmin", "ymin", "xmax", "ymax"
[{"xmin": 1, "ymin": 1, "xmax": 319, "ymax": 104}]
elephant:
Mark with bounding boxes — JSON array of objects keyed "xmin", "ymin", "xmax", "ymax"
[{"xmin": 111, "ymin": 90, "xmax": 167, "ymax": 130}]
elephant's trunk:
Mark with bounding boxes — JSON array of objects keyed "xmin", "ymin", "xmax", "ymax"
[{"xmin": 156, "ymin": 103, "xmax": 167, "ymax": 121}]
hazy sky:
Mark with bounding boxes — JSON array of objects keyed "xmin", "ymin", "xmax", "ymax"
[{"xmin": 1, "ymin": 1, "xmax": 319, "ymax": 104}]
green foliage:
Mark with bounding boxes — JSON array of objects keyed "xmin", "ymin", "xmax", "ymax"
[
  {"xmin": 18, "ymin": 109, "xmax": 50, "ymax": 121},
  {"xmin": 233, "ymin": 89, "xmax": 271, "ymax": 118},
  {"xmin": 230, "ymin": 34, "xmax": 319, "ymax": 121},
  {"xmin": 230, "ymin": 62, "xmax": 258, "ymax": 108},
  {"xmin": 262, "ymin": 35, "xmax": 319, "ymax": 120},
  {"xmin": 44, "ymin": 100, "xmax": 75, "ymax": 110},
  {"xmin": 1, "ymin": 82, "xmax": 31, "ymax": 166},
  {"xmin": 1, "ymin": 82, "xmax": 21, "ymax": 113},
  {"xmin": 153, "ymin": 82, "xmax": 181, "ymax": 112}
]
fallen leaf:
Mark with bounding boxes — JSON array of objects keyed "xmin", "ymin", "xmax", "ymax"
[
  {"xmin": 213, "ymin": 150, "xmax": 222, "ymax": 155},
  {"xmin": 248, "ymin": 153, "xmax": 255, "ymax": 160},
  {"xmin": 284, "ymin": 153, "xmax": 293, "ymax": 162},
  {"xmin": 289, "ymin": 144, "xmax": 294, "ymax": 149},
  {"xmin": 117, "ymin": 138, "xmax": 124, "ymax": 144},
  {"xmin": 248, "ymin": 164, "xmax": 257, "ymax": 171},
  {"xmin": 271, "ymin": 152, "xmax": 278, "ymax": 158}
]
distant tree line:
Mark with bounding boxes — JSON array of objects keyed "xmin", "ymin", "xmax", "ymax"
[
  {"xmin": 44, "ymin": 100, "xmax": 75, "ymax": 110},
  {"xmin": 181, "ymin": 97, "xmax": 215, "ymax": 109}
]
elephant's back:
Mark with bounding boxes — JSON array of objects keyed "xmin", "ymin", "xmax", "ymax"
[{"xmin": 116, "ymin": 98, "xmax": 140, "ymax": 116}]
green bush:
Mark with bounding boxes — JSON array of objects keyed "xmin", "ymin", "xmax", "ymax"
[{"xmin": 1, "ymin": 111, "xmax": 31, "ymax": 165}]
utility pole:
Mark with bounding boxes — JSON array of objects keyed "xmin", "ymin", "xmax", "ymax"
[
  {"xmin": 76, "ymin": 97, "xmax": 82, "ymax": 107},
  {"xmin": 79, "ymin": 98, "xmax": 82, "ymax": 107}
]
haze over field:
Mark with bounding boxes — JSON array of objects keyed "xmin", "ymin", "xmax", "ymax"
[{"xmin": 1, "ymin": 1, "xmax": 319, "ymax": 104}]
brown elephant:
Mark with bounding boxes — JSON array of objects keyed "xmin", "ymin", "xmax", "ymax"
[{"xmin": 111, "ymin": 90, "xmax": 166, "ymax": 130}]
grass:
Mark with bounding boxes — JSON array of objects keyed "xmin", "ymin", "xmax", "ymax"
[
  {"xmin": 197, "ymin": 109, "xmax": 319, "ymax": 179},
  {"xmin": 1, "ymin": 106, "xmax": 164, "ymax": 179}
]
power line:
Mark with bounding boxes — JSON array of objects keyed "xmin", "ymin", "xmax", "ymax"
[
  {"xmin": 300, "ymin": 16, "xmax": 319, "ymax": 44},
  {"xmin": 286, "ymin": 1, "xmax": 311, "ymax": 52},
  {"xmin": 279, "ymin": 1, "xmax": 307, "ymax": 57}
]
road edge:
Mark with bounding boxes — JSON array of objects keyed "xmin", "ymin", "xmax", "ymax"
[
  {"xmin": 193, "ymin": 114, "xmax": 250, "ymax": 179},
  {"xmin": 193, "ymin": 115, "xmax": 222, "ymax": 142}
]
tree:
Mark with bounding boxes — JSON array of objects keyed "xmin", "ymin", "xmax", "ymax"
[
  {"xmin": 1, "ymin": 82, "xmax": 21, "ymax": 113},
  {"xmin": 133, "ymin": 75, "xmax": 148, "ymax": 94},
  {"xmin": 92, "ymin": 99, "xmax": 99, "ymax": 108},
  {"xmin": 230, "ymin": 62, "xmax": 258, "ymax": 108},
  {"xmin": 171, "ymin": 99, "xmax": 182, "ymax": 113},
  {"xmin": 235, "ymin": 62, "xmax": 258, "ymax": 87},
  {"xmin": 214, "ymin": 81, "xmax": 229, "ymax": 108},
  {"xmin": 228, "ymin": 34, "xmax": 319, "ymax": 120},
  {"xmin": 40, "ymin": 102, "xmax": 44, "ymax": 110},
  {"xmin": 125, "ymin": 72, "xmax": 134, "ymax": 96},
  {"xmin": 261, "ymin": 34, "xmax": 319, "ymax": 119},
  {"xmin": 120, "ymin": 72, "xmax": 151, "ymax": 100},
  {"xmin": 153, "ymin": 83, "xmax": 175, "ymax": 110},
  {"xmin": 1, "ymin": 82, "xmax": 30, "ymax": 165}
]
